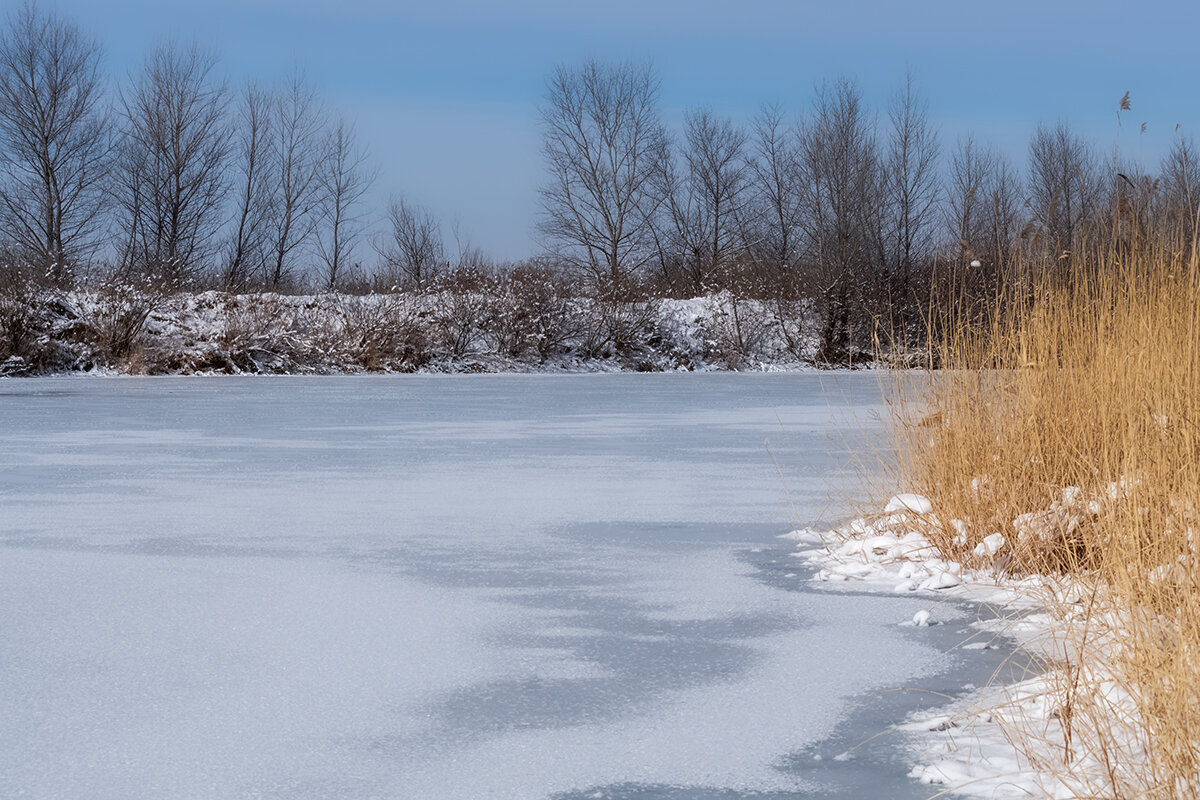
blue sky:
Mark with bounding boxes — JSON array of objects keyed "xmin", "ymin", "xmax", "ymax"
[{"xmin": 43, "ymin": 0, "xmax": 1200, "ymax": 260}]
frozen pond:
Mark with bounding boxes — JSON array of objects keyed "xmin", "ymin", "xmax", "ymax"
[{"xmin": 0, "ymin": 374, "xmax": 991, "ymax": 799}]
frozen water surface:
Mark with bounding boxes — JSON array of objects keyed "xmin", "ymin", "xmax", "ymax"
[{"xmin": 0, "ymin": 374, "xmax": 990, "ymax": 799}]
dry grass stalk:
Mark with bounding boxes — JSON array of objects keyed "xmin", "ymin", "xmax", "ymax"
[{"xmin": 890, "ymin": 238, "xmax": 1200, "ymax": 798}]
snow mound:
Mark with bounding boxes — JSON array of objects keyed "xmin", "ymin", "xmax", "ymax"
[
  {"xmin": 797, "ymin": 494, "xmax": 1137, "ymax": 799},
  {"xmin": 884, "ymin": 493, "xmax": 933, "ymax": 514}
]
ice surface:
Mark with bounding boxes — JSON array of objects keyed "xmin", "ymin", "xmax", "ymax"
[{"xmin": 0, "ymin": 374, "xmax": 982, "ymax": 799}]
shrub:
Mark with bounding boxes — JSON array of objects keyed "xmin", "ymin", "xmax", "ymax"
[
  {"xmin": 486, "ymin": 265, "xmax": 579, "ymax": 360},
  {"xmin": 77, "ymin": 277, "xmax": 163, "ymax": 363},
  {"xmin": 702, "ymin": 292, "xmax": 771, "ymax": 369},
  {"xmin": 429, "ymin": 268, "xmax": 492, "ymax": 358},
  {"xmin": 576, "ymin": 296, "xmax": 661, "ymax": 360},
  {"xmin": 0, "ymin": 266, "xmax": 40, "ymax": 362},
  {"xmin": 334, "ymin": 294, "xmax": 432, "ymax": 371}
]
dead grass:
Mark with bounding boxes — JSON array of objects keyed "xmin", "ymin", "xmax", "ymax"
[{"xmin": 889, "ymin": 242, "xmax": 1200, "ymax": 798}]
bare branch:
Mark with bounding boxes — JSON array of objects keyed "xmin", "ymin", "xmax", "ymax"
[
  {"xmin": 376, "ymin": 196, "xmax": 444, "ymax": 290},
  {"xmin": 113, "ymin": 40, "xmax": 229, "ymax": 286},
  {"xmin": 316, "ymin": 117, "xmax": 375, "ymax": 290},
  {"xmin": 537, "ymin": 59, "xmax": 666, "ymax": 295},
  {"xmin": 0, "ymin": 1, "xmax": 109, "ymax": 283}
]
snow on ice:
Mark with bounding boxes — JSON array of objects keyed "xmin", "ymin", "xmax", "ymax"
[{"xmin": 792, "ymin": 491, "xmax": 1167, "ymax": 799}]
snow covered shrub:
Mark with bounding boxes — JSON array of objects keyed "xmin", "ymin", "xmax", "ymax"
[
  {"xmin": 0, "ymin": 265, "xmax": 40, "ymax": 363},
  {"xmin": 485, "ymin": 265, "xmax": 579, "ymax": 360},
  {"xmin": 770, "ymin": 293, "xmax": 811, "ymax": 361},
  {"xmin": 78, "ymin": 277, "xmax": 162, "ymax": 363},
  {"xmin": 429, "ymin": 268, "xmax": 491, "ymax": 357},
  {"xmin": 702, "ymin": 292, "xmax": 771, "ymax": 369},
  {"xmin": 217, "ymin": 293, "xmax": 296, "ymax": 356},
  {"xmin": 333, "ymin": 294, "xmax": 431, "ymax": 371},
  {"xmin": 576, "ymin": 297, "xmax": 661, "ymax": 360}
]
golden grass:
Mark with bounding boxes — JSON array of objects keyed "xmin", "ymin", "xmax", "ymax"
[{"xmin": 890, "ymin": 243, "xmax": 1200, "ymax": 798}]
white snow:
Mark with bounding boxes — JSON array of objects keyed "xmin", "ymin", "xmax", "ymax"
[
  {"xmin": 884, "ymin": 493, "xmax": 934, "ymax": 515},
  {"xmin": 973, "ymin": 532, "xmax": 1006, "ymax": 558},
  {"xmin": 793, "ymin": 490, "xmax": 1170, "ymax": 799}
]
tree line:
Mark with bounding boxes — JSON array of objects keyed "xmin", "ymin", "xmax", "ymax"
[
  {"xmin": 0, "ymin": 3, "xmax": 379, "ymax": 293},
  {"xmin": 2, "ymin": 3, "xmax": 1199, "ymax": 365},
  {"xmin": 538, "ymin": 62, "xmax": 1200, "ymax": 360}
]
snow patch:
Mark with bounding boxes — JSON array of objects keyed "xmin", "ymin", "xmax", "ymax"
[
  {"xmin": 884, "ymin": 493, "xmax": 933, "ymax": 515},
  {"xmin": 796, "ymin": 492, "xmax": 1148, "ymax": 799}
]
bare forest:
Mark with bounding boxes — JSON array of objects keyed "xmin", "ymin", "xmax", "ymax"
[{"xmin": 1, "ymin": 4, "xmax": 1197, "ymax": 374}]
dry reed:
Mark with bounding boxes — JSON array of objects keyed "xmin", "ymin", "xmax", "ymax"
[{"xmin": 889, "ymin": 240, "xmax": 1200, "ymax": 798}]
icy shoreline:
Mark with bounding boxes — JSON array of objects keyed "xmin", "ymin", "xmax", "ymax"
[{"xmin": 792, "ymin": 495, "xmax": 1120, "ymax": 799}]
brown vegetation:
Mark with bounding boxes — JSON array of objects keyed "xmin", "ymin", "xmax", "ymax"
[{"xmin": 890, "ymin": 227, "xmax": 1200, "ymax": 796}]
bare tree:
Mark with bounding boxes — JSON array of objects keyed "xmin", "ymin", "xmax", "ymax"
[
  {"xmin": 1159, "ymin": 131, "xmax": 1200, "ymax": 248},
  {"xmin": 377, "ymin": 196, "xmax": 443, "ymax": 290},
  {"xmin": 983, "ymin": 153, "xmax": 1024, "ymax": 277},
  {"xmin": 945, "ymin": 135, "xmax": 1023, "ymax": 289},
  {"xmin": 795, "ymin": 78, "xmax": 884, "ymax": 361},
  {"xmin": 316, "ymin": 117, "xmax": 374, "ymax": 290},
  {"xmin": 449, "ymin": 217, "xmax": 490, "ymax": 272},
  {"xmin": 644, "ymin": 138, "xmax": 689, "ymax": 291},
  {"xmin": 1028, "ymin": 121, "xmax": 1098, "ymax": 266},
  {"xmin": 114, "ymin": 41, "xmax": 228, "ymax": 285},
  {"xmin": 884, "ymin": 73, "xmax": 940, "ymax": 307},
  {"xmin": 265, "ymin": 70, "xmax": 324, "ymax": 290},
  {"xmin": 946, "ymin": 134, "xmax": 994, "ymax": 264},
  {"xmin": 743, "ymin": 103, "xmax": 802, "ymax": 275},
  {"xmin": 1094, "ymin": 156, "xmax": 1158, "ymax": 262},
  {"xmin": 650, "ymin": 109, "xmax": 752, "ymax": 296},
  {"xmin": 538, "ymin": 59, "xmax": 666, "ymax": 295},
  {"xmin": 223, "ymin": 81, "xmax": 273, "ymax": 290},
  {"xmin": 676, "ymin": 107, "xmax": 750, "ymax": 293},
  {"xmin": 0, "ymin": 1, "xmax": 108, "ymax": 282}
]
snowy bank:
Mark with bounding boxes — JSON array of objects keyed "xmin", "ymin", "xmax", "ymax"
[
  {"xmin": 0, "ymin": 288, "xmax": 856, "ymax": 376},
  {"xmin": 789, "ymin": 495, "xmax": 1159, "ymax": 799}
]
